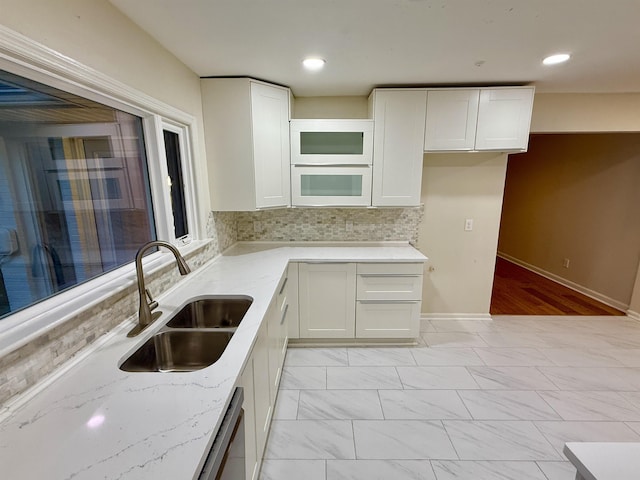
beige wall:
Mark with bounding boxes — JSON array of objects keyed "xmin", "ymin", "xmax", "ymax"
[
  {"xmin": 498, "ymin": 134, "xmax": 640, "ymax": 308},
  {"xmin": 293, "ymin": 96, "xmax": 369, "ymax": 119},
  {"xmin": 531, "ymin": 93, "xmax": 640, "ymax": 133},
  {"xmin": 0, "ymin": 0, "xmax": 211, "ymax": 225},
  {"xmin": 419, "ymin": 152, "xmax": 508, "ymax": 315}
]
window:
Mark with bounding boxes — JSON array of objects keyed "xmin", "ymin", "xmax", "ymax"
[
  {"xmin": 163, "ymin": 129, "xmax": 188, "ymax": 239},
  {"xmin": 0, "ymin": 68, "xmax": 192, "ymax": 320}
]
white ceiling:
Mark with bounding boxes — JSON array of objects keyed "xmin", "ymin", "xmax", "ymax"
[{"xmin": 109, "ymin": 0, "xmax": 640, "ymax": 97}]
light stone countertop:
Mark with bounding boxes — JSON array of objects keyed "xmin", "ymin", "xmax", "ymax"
[{"xmin": 0, "ymin": 242, "xmax": 426, "ymax": 480}]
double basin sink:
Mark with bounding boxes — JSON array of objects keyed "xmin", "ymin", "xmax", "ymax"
[{"xmin": 120, "ymin": 297, "xmax": 252, "ymax": 373}]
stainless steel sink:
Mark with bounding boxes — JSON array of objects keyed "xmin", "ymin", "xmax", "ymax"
[
  {"xmin": 165, "ymin": 297, "xmax": 252, "ymax": 330},
  {"xmin": 120, "ymin": 330, "xmax": 234, "ymax": 372}
]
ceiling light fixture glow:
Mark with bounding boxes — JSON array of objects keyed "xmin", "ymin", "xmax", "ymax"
[
  {"xmin": 302, "ymin": 58, "xmax": 326, "ymax": 71},
  {"xmin": 543, "ymin": 53, "xmax": 571, "ymax": 65}
]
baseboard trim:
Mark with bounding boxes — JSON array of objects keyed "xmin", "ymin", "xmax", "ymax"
[
  {"xmin": 497, "ymin": 252, "xmax": 629, "ymax": 312},
  {"xmin": 421, "ymin": 313, "xmax": 492, "ymax": 321},
  {"xmin": 627, "ymin": 310, "xmax": 640, "ymax": 321}
]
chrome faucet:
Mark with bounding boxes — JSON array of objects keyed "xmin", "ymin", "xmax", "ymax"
[{"xmin": 127, "ymin": 240, "xmax": 191, "ymax": 337}]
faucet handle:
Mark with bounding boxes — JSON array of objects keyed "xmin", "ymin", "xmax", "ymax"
[{"xmin": 145, "ymin": 289, "xmax": 158, "ymax": 311}]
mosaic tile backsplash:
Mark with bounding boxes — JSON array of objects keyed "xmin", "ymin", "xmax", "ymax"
[{"xmin": 236, "ymin": 207, "xmax": 424, "ymax": 246}]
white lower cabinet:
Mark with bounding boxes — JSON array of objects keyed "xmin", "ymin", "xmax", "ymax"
[
  {"xmin": 241, "ymin": 277, "xmax": 289, "ymax": 480},
  {"xmin": 250, "ymin": 321, "xmax": 271, "ymax": 472},
  {"xmin": 240, "ymin": 359, "xmax": 258, "ymax": 480},
  {"xmin": 298, "ymin": 262, "xmax": 423, "ymax": 340},
  {"xmin": 298, "ymin": 263, "xmax": 357, "ymax": 338}
]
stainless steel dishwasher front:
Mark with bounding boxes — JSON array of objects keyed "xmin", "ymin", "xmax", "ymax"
[{"xmin": 198, "ymin": 387, "xmax": 245, "ymax": 480}]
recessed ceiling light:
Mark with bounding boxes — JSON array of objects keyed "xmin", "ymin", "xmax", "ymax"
[
  {"xmin": 302, "ymin": 58, "xmax": 326, "ymax": 71},
  {"xmin": 543, "ymin": 53, "xmax": 571, "ymax": 65}
]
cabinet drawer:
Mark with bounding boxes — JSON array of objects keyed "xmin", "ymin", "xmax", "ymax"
[
  {"xmin": 356, "ymin": 301, "xmax": 421, "ymax": 338},
  {"xmin": 357, "ymin": 263, "xmax": 423, "ymax": 276},
  {"xmin": 357, "ymin": 273, "xmax": 423, "ymax": 301}
]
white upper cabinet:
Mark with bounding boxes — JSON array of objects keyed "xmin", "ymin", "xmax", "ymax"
[
  {"xmin": 424, "ymin": 86, "xmax": 535, "ymax": 152},
  {"xmin": 370, "ymin": 89, "xmax": 427, "ymax": 207},
  {"xmin": 201, "ymin": 78, "xmax": 290, "ymax": 211},
  {"xmin": 424, "ymin": 89, "xmax": 479, "ymax": 151},
  {"xmin": 475, "ymin": 88, "xmax": 535, "ymax": 151}
]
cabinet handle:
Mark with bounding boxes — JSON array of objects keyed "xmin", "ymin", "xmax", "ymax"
[
  {"xmin": 278, "ymin": 277, "xmax": 288, "ymax": 295},
  {"xmin": 280, "ymin": 304, "xmax": 289, "ymax": 325},
  {"xmin": 358, "ymin": 300, "xmax": 419, "ymax": 304}
]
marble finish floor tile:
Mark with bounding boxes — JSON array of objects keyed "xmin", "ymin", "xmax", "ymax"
[
  {"xmin": 347, "ymin": 347, "xmax": 416, "ymax": 366},
  {"xmin": 535, "ymin": 461, "xmax": 576, "ymax": 480},
  {"xmin": 423, "ymin": 332, "xmax": 489, "ymax": 348},
  {"xmin": 411, "ymin": 348, "xmax": 485, "ymax": 366},
  {"xmin": 537, "ymin": 366, "xmax": 640, "ymax": 391},
  {"xmin": 298, "ymin": 390, "xmax": 383, "ymax": 420},
  {"xmin": 326, "ymin": 367, "xmax": 402, "ymax": 389},
  {"xmin": 626, "ymin": 422, "xmax": 640, "ymax": 435},
  {"xmin": 473, "ymin": 348, "xmax": 554, "ymax": 366},
  {"xmin": 536, "ymin": 333, "xmax": 614, "ymax": 350},
  {"xmin": 353, "ymin": 420, "xmax": 458, "ymax": 460},
  {"xmin": 269, "ymin": 316, "xmax": 640, "ymax": 478},
  {"xmin": 420, "ymin": 320, "xmax": 437, "ymax": 333},
  {"xmin": 327, "ymin": 460, "xmax": 436, "ymax": 480},
  {"xmin": 443, "ymin": 420, "xmax": 560, "ymax": 461},
  {"xmin": 280, "ymin": 366, "xmax": 326, "ymax": 389},
  {"xmin": 478, "ymin": 332, "xmax": 555, "ymax": 348},
  {"xmin": 397, "ymin": 367, "xmax": 480, "ymax": 390},
  {"xmin": 431, "ymin": 460, "xmax": 548, "ymax": 480},
  {"xmin": 619, "ymin": 391, "xmax": 640, "ymax": 409},
  {"xmin": 537, "ymin": 390, "xmax": 640, "ymax": 421},
  {"xmin": 600, "ymin": 334, "xmax": 640, "ymax": 349},
  {"xmin": 533, "ymin": 420, "xmax": 640, "ymax": 455},
  {"xmin": 430, "ymin": 320, "xmax": 495, "ymax": 333},
  {"xmin": 605, "ymin": 348, "xmax": 640, "ymax": 367},
  {"xmin": 264, "ymin": 420, "xmax": 356, "ymax": 459},
  {"xmin": 467, "ymin": 366, "xmax": 558, "ymax": 390},
  {"xmin": 285, "ymin": 347, "xmax": 348, "ymax": 366},
  {"xmin": 457, "ymin": 390, "xmax": 561, "ymax": 421},
  {"xmin": 272, "ymin": 390, "xmax": 300, "ymax": 420},
  {"xmin": 259, "ymin": 459, "xmax": 325, "ymax": 480},
  {"xmin": 378, "ymin": 390, "xmax": 471, "ymax": 420},
  {"xmin": 540, "ymin": 348, "xmax": 624, "ymax": 367}
]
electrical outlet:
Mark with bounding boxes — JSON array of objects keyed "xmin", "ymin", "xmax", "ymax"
[
  {"xmin": 563, "ymin": 258, "xmax": 570, "ymax": 268},
  {"xmin": 464, "ymin": 219, "xmax": 473, "ymax": 231},
  {"xmin": 253, "ymin": 221, "xmax": 262, "ymax": 233},
  {"xmin": 346, "ymin": 220, "xmax": 353, "ymax": 233}
]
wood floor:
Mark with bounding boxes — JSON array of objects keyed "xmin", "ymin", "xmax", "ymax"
[{"xmin": 490, "ymin": 257, "xmax": 625, "ymax": 316}]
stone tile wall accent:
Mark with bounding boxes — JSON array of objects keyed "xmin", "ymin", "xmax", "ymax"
[
  {"xmin": 236, "ymin": 207, "xmax": 424, "ymax": 246},
  {"xmin": 0, "ymin": 215, "xmax": 237, "ymax": 406},
  {"xmin": 207, "ymin": 211, "xmax": 238, "ymax": 252}
]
